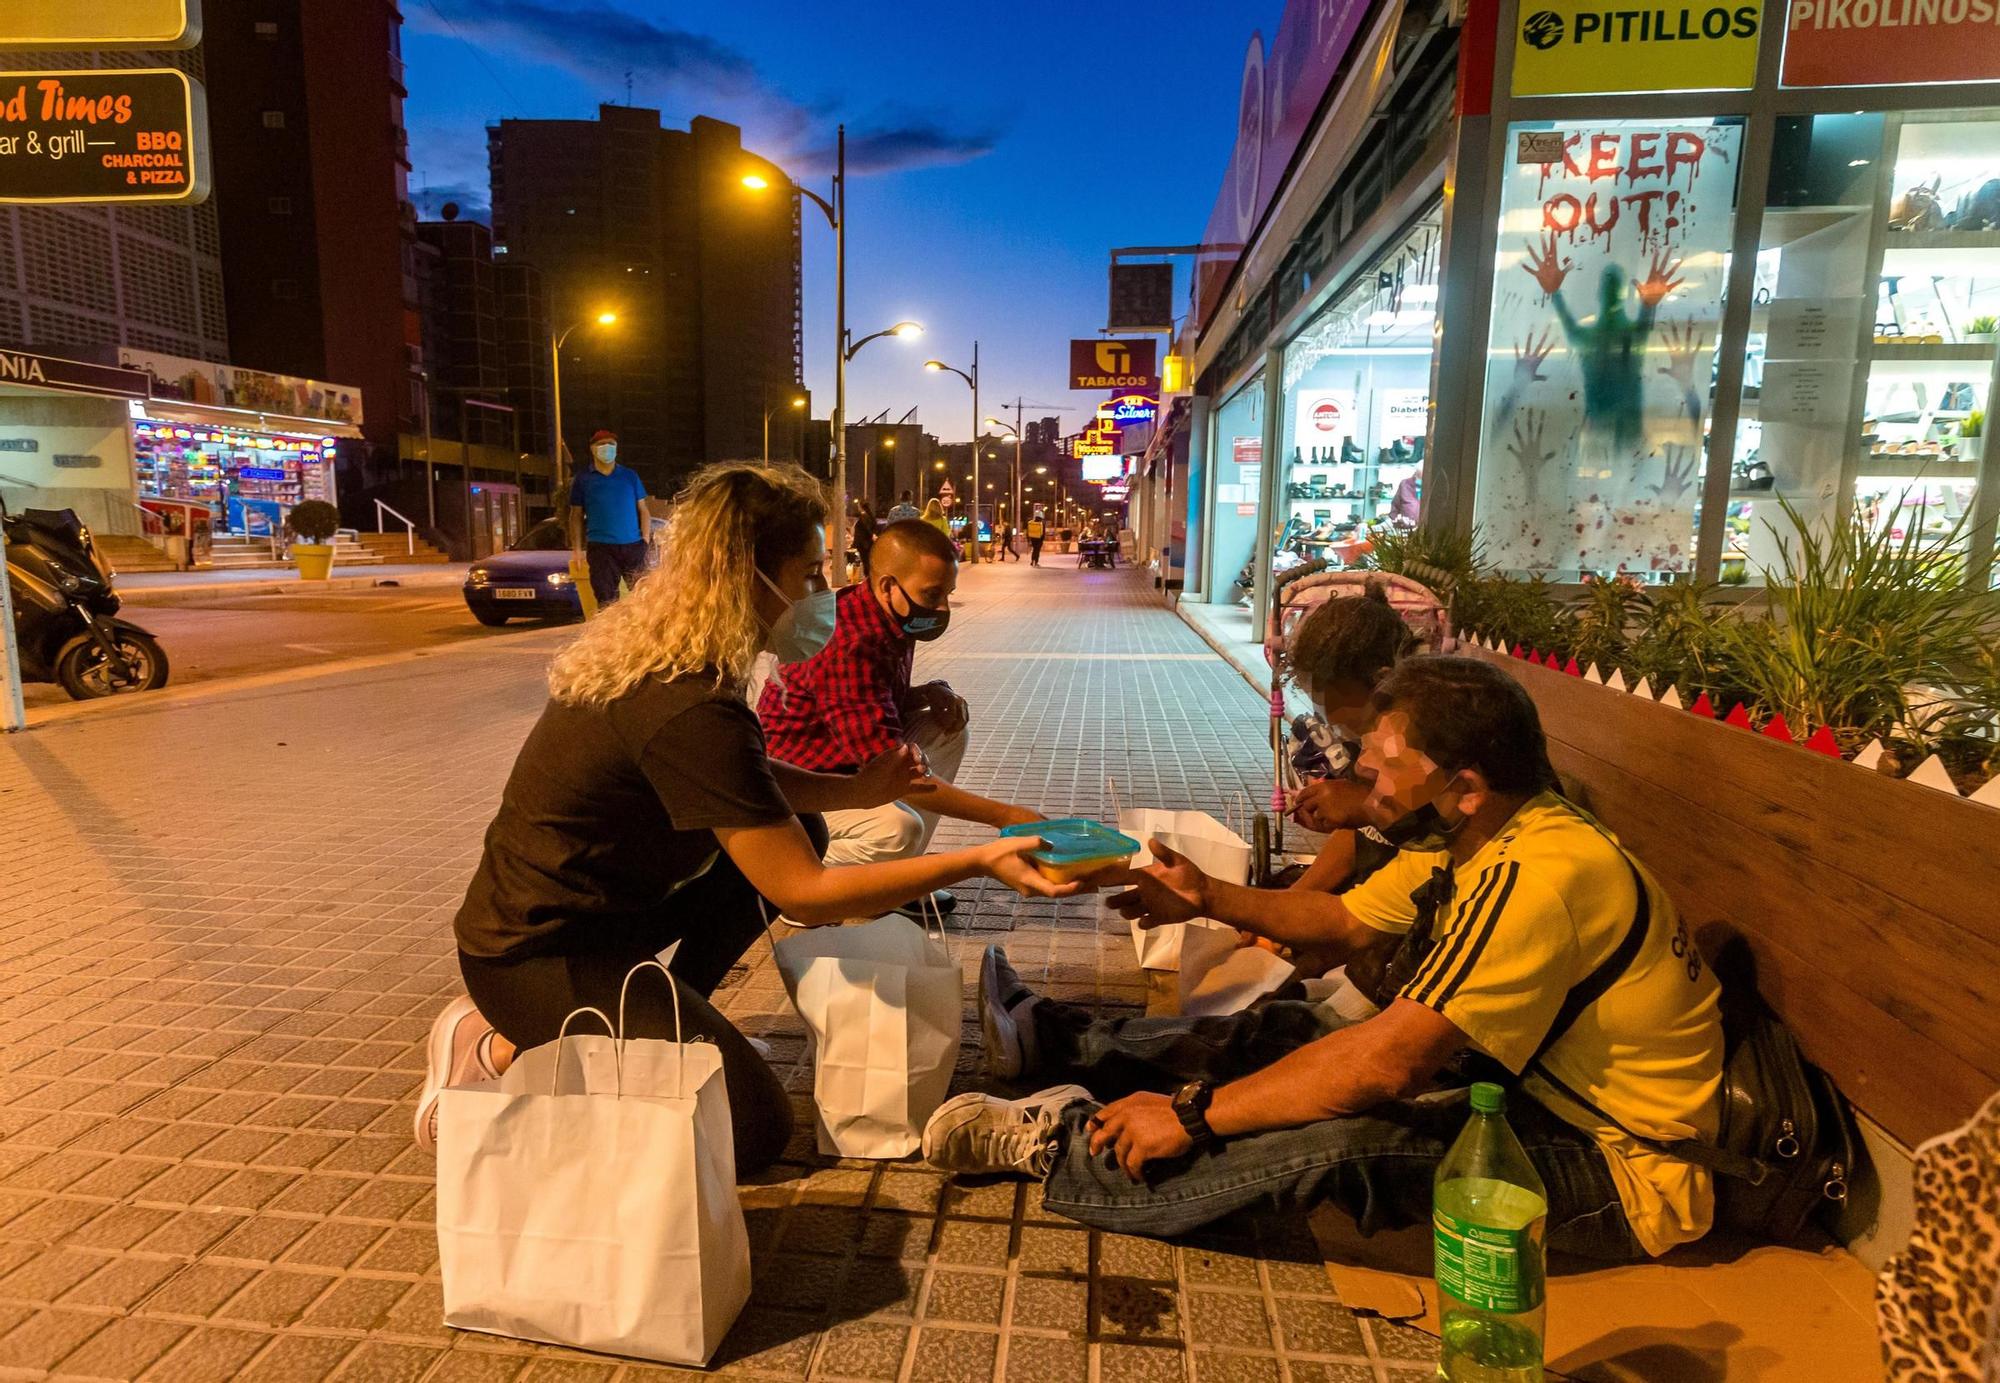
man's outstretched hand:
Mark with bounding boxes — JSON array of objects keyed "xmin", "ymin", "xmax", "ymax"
[
  {"xmin": 1088, "ymin": 1092, "xmax": 1194, "ymax": 1179},
  {"xmin": 1097, "ymin": 838, "xmax": 1210, "ymax": 929}
]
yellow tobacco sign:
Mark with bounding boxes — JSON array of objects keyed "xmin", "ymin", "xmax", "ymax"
[
  {"xmin": 0, "ymin": 0, "xmax": 200, "ymax": 49},
  {"xmin": 1512, "ymin": 0, "xmax": 1761, "ymax": 95}
]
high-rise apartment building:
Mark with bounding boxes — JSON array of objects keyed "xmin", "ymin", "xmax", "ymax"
[
  {"xmin": 0, "ymin": 47, "xmax": 229, "ymax": 364},
  {"xmin": 488, "ymin": 107, "xmax": 803, "ymax": 491},
  {"xmin": 200, "ymin": 0, "xmax": 420, "ymax": 467}
]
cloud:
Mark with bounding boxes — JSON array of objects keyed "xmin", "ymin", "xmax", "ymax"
[
  {"xmin": 805, "ymin": 121, "xmax": 1001, "ymax": 177},
  {"xmin": 410, "ymin": 0, "xmax": 1000, "ymax": 177}
]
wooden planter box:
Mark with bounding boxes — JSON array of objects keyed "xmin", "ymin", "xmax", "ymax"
[{"xmin": 1468, "ymin": 644, "xmax": 2000, "ymax": 1150}]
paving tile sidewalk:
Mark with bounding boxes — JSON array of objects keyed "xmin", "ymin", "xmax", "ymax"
[{"xmin": 0, "ymin": 560, "xmax": 1438, "ymax": 1381}]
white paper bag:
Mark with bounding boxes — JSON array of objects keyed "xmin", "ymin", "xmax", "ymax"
[
  {"xmin": 1175, "ymin": 929, "xmax": 1298, "ymax": 1017},
  {"xmin": 1112, "ymin": 794, "xmax": 1253, "ymax": 971},
  {"xmin": 436, "ymin": 957, "xmax": 751, "ymax": 1366},
  {"xmin": 773, "ymin": 912, "xmax": 961, "ymax": 1158}
]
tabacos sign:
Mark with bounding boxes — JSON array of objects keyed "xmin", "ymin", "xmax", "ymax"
[
  {"xmin": 1513, "ymin": 0, "xmax": 1762, "ymax": 94},
  {"xmin": 1783, "ymin": 0, "xmax": 2000, "ymax": 85},
  {"xmin": 1068, "ymin": 338, "xmax": 1159, "ymax": 392}
]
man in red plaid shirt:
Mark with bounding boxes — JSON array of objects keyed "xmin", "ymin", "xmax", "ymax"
[{"xmin": 759, "ymin": 521, "xmax": 1038, "ymax": 915}]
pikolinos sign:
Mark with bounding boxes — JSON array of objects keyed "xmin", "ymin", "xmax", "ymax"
[
  {"xmin": 0, "ymin": 69, "xmax": 209, "ymax": 205},
  {"xmin": 1782, "ymin": 0, "xmax": 2000, "ymax": 85}
]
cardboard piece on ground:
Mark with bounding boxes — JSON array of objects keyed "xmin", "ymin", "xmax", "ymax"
[{"xmin": 1308, "ymin": 1208, "xmax": 1882, "ymax": 1381}]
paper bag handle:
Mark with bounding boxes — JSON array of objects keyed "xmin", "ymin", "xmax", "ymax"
[
  {"xmin": 548, "ymin": 1005, "xmax": 618, "ymax": 1097},
  {"xmin": 921, "ymin": 890, "xmax": 958, "ymax": 960},
  {"xmin": 617, "ymin": 959, "xmax": 688, "ymax": 1096}
]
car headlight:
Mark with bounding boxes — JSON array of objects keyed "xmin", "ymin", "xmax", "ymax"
[
  {"xmin": 468, "ymin": 566, "xmax": 490, "ymax": 583},
  {"xmin": 547, "ymin": 571, "xmax": 572, "ymax": 587}
]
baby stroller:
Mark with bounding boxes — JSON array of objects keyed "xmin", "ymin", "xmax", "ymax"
[{"xmin": 1256, "ymin": 562, "xmax": 1454, "ymax": 873}]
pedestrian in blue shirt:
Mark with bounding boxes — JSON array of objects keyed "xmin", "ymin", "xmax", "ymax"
[{"xmin": 567, "ymin": 429, "xmax": 651, "ymax": 606}]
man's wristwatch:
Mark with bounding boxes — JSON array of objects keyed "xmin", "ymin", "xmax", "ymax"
[{"xmin": 1171, "ymin": 1080, "xmax": 1220, "ymax": 1148}]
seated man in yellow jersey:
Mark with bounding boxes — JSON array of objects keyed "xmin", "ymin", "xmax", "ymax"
[{"xmin": 922, "ymin": 656, "xmax": 1725, "ymax": 1261}]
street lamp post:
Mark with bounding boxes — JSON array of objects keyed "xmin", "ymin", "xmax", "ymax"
[
  {"xmin": 550, "ymin": 310, "xmax": 618, "ymax": 498},
  {"xmin": 985, "ymin": 413, "xmax": 1025, "ymax": 545},
  {"xmin": 762, "ymin": 393, "xmax": 805, "ymax": 465},
  {"xmin": 744, "ymin": 135, "xmax": 922, "ymax": 564},
  {"xmin": 860, "ymin": 433, "xmax": 895, "ymax": 510},
  {"xmin": 923, "ymin": 342, "xmax": 980, "ymax": 563}
]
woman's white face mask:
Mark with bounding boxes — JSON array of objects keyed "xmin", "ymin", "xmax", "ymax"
[{"xmin": 757, "ymin": 569, "xmax": 836, "ymax": 665}]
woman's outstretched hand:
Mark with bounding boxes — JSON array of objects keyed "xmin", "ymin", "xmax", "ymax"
[{"xmin": 979, "ymin": 836, "xmax": 1084, "ymax": 898}]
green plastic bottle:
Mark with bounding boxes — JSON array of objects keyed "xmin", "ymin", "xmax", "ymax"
[{"xmin": 1434, "ymin": 1082, "xmax": 1549, "ymax": 1382}]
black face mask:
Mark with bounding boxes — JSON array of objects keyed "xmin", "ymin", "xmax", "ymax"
[
  {"xmin": 885, "ymin": 578, "xmax": 950, "ymax": 642},
  {"xmin": 1376, "ymin": 800, "xmax": 1458, "ymax": 853}
]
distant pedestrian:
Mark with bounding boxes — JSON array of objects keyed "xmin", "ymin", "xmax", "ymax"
[
  {"xmin": 1026, "ymin": 508, "xmax": 1047, "ymax": 566},
  {"xmin": 568, "ymin": 429, "xmax": 650, "ymax": 607},
  {"xmin": 999, "ymin": 521, "xmax": 1018, "ymax": 561},
  {"xmin": 921, "ymin": 498, "xmax": 952, "ymax": 546},
  {"xmin": 887, "ymin": 490, "xmax": 920, "ymax": 524},
  {"xmin": 852, "ymin": 500, "xmax": 879, "ymax": 573}
]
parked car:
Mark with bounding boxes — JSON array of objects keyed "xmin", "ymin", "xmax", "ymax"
[{"xmin": 462, "ymin": 519, "xmax": 584, "ymax": 626}]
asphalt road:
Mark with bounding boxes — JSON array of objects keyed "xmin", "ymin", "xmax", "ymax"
[{"xmin": 19, "ymin": 584, "xmax": 577, "ymax": 708}]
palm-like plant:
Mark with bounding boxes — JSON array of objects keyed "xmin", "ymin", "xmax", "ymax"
[{"xmin": 1712, "ymin": 498, "xmax": 1986, "ymax": 751}]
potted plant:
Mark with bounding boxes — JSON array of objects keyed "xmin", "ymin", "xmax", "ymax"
[
  {"xmin": 1965, "ymin": 315, "xmax": 1998, "ymax": 345},
  {"xmin": 1958, "ymin": 409, "xmax": 1984, "ymax": 466},
  {"xmin": 286, "ymin": 500, "xmax": 342, "ymax": 581}
]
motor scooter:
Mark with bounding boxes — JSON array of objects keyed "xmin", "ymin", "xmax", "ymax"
[{"xmin": 2, "ymin": 501, "xmax": 169, "ymax": 699}]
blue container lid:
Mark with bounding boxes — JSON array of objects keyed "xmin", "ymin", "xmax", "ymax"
[{"xmin": 1000, "ymin": 817, "xmax": 1141, "ymax": 865}]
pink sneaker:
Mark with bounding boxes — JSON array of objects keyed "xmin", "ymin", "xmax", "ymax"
[{"xmin": 414, "ymin": 995, "xmax": 500, "ymax": 1153}]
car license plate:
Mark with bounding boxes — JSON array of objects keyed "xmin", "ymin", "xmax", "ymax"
[{"xmin": 494, "ymin": 587, "xmax": 537, "ymax": 601}]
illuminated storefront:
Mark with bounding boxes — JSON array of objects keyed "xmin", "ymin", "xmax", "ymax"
[
  {"xmin": 1424, "ymin": 0, "xmax": 2000, "ymax": 586},
  {"xmin": 118, "ymin": 348, "xmax": 363, "ymax": 543},
  {"xmin": 1174, "ymin": 0, "xmax": 2000, "ymax": 634},
  {"xmin": 131, "ymin": 420, "xmax": 338, "ymax": 536}
]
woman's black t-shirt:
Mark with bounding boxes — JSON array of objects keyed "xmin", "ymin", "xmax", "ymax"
[{"xmin": 453, "ymin": 673, "xmax": 793, "ymax": 959}]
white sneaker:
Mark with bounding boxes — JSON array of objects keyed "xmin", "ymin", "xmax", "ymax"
[
  {"xmin": 414, "ymin": 995, "xmax": 501, "ymax": 1153},
  {"xmin": 922, "ymin": 1084, "xmax": 1092, "ymax": 1179},
  {"xmin": 979, "ymin": 945, "xmax": 1040, "ymax": 1081}
]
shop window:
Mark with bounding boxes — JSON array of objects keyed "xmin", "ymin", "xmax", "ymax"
[
  {"xmin": 254, "ymin": 21, "xmax": 279, "ymax": 37},
  {"xmin": 1279, "ymin": 209, "xmax": 1442, "ymax": 573},
  {"xmin": 1475, "ymin": 118, "xmax": 1745, "ymax": 579},
  {"xmin": 261, "ymin": 110, "xmax": 286, "ymax": 130},
  {"xmin": 266, "ymin": 196, "xmax": 292, "ymax": 216},
  {"xmin": 1205, "ymin": 374, "xmax": 1266, "ymax": 614},
  {"xmin": 1727, "ymin": 108, "xmax": 1998, "ymax": 586}
]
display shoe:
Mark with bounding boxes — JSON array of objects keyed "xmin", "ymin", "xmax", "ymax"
[
  {"xmin": 1341, "ymin": 440, "xmax": 1364, "ymax": 466},
  {"xmin": 922, "ymin": 1084, "xmax": 1094, "ymax": 1178},
  {"xmin": 1741, "ymin": 459, "xmax": 1776, "ymax": 491}
]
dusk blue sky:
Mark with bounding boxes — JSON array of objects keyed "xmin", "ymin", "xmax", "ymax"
[{"xmin": 402, "ymin": 1, "xmax": 1266, "ymax": 443}]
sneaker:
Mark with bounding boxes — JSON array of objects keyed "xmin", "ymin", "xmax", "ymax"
[
  {"xmin": 414, "ymin": 995, "xmax": 501, "ymax": 1153},
  {"xmin": 979, "ymin": 945, "xmax": 1040, "ymax": 1081},
  {"xmin": 922, "ymin": 1084, "xmax": 1093, "ymax": 1178},
  {"xmin": 893, "ymin": 889, "xmax": 958, "ymax": 921}
]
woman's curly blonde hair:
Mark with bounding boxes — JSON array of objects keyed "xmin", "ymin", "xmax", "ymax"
[{"xmin": 548, "ymin": 461, "xmax": 828, "ymax": 706}]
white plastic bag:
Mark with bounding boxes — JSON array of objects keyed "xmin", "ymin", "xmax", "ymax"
[
  {"xmin": 773, "ymin": 908, "xmax": 962, "ymax": 1158},
  {"xmin": 436, "ymin": 954, "xmax": 751, "ymax": 1366},
  {"xmin": 1110, "ymin": 781, "xmax": 1253, "ymax": 971}
]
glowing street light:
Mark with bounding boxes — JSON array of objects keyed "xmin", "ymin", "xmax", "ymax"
[
  {"xmin": 762, "ymin": 393, "xmax": 806, "ymax": 465},
  {"xmin": 551, "ymin": 307, "xmax": 621, "ymax": 494}
]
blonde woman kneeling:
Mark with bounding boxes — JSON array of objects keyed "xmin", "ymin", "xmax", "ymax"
[{"xmin": 416, "ymin": 462, "xmax": 1074, "ymax": 1171}]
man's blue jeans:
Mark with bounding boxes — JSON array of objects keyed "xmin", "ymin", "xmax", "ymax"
[{"xmin": 1028, "ymin": 997, "xmax": 1647, "ymax": 1260}]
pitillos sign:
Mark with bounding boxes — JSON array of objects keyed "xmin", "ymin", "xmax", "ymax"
[
  {"xmin": 1512, "ymin": 0, "xmax": 1763, "ymax": 94},
  {"xmin": 0, "ymin": 69, "xmax": 210, "ymax": 205}
]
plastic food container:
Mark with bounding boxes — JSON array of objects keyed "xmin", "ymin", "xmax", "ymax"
[{"xmin": 1001, "ymin": 819, "xmax": 1141, "ymax": 883}]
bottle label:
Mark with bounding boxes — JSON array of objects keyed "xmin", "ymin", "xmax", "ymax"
[{"xmin": 1433, "ymin": 1209, "xmax": 1545, "ymax": 1314}]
